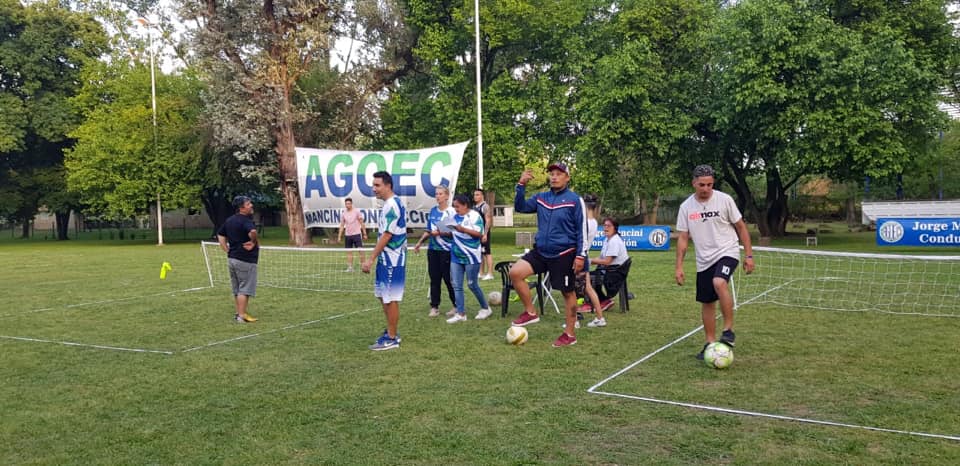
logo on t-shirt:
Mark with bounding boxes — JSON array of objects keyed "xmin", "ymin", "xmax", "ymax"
[{"xmin": 688, "ymin": 211, "xmax": 721, "ymax": 222}]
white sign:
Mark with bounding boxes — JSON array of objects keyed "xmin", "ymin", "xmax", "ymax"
[{"xmin": 296, "ymin": 142, "xmax": 469, "ymax": 228}]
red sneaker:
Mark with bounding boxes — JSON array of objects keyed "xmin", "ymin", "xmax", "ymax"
[
  {"xmin": 552, "ymin": 332, "xmax": 577, "ymax": 347},
  {"xmin": 512, "ymin": 311, "xmax": 540, "ymax": 327},
  {"xmin": 599, "ymin": 299, "xmax": 615, "ymax": 312}
]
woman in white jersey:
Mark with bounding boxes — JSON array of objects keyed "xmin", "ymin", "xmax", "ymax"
[
  {"xmin": 590, "ymin": 217, "xmax": 629, "ymax": 313},
  {"xmin": 576, "ymin": 194, "xmax": 609, "ymax": 328},
  {"xmin": 413, "ymin": 185, "xmax": 457, "ymax": 317},
  {"xmin": 446, "ymin": 193, "xmax": 492, "ymax": 323}
]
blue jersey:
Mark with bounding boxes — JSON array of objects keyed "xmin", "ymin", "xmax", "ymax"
[
  {"xmin": 514, "ymin": 184, "xmax": 588, "ymax": 259},
  {"xmin": 426, "ymin": 205, "xmax": 456, "ymax": 251},
  {"xmin": 451, "ymin": 210, "xmax": 483, "ymax": 264}
]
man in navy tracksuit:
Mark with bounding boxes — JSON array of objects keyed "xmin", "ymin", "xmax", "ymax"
[{"xmin": 509, "ymin": 162, "xmax": 589, "ymax": 347}]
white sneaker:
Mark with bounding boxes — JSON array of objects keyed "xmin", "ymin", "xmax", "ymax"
[
  {"xmin": 428, "ymin": 308, "xmax": 440, "ymax": 317},
  {"xmin": 446, "ymin": 313, "xmax": 467, "ymax": 324},
  {"xmin": 562, "ymin": 321, "xmax": 581, "ymax": 329},
  {"xmin": 587, "ymin": 317, "xmax": 607, "ymax": 328},
  {"xmin": 475, "ymin": 308, "xmax": 492, "ymax": 320},
  {"xmin": 344, "ymin": 266, "xmax": 354, "ymax": 272},
  {"xmin": 446, "ymin": 308, "xmax": 458, "ymax": 317},
  {"xmin": 481, "ymin": 274, "xmax": 494, "ymax": 281}
]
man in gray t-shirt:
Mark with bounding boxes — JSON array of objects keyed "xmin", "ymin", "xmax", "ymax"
[{"xmin": 675, "ymin": 165, "xmax": 754, "ymax": 360}]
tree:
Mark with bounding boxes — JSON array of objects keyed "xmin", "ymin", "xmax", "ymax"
[
  {"xmin": 379, "ymin": 0, "xmax": 609, "ymax": 200},
  {"xmin": 66, "ymin": 61, "xmax": 206, "ymax": 221},
  {"xmin": 575, "ymin": 0, "xmax": 718, "ymax": 221},
  {"xmin": 0, "ymin": 0, "xmax": 107, "ymax": 238},
  {"xmin": 181, "ymin": 0, "xmax": 415, "ymax": 246},
  {"xmin": 700, "ymin": 0, "xmax": 955, "ymax": 237}
]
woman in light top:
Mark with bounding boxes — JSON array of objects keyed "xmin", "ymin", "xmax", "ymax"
[
  {"xmin": 579, "ymin": 194, "xmax": 608, "ymax": 328},
  {"xmin": 590, "ymin": 217, "xmax": 629, "ymax": 309},
  {"xmin": 413, "ymin": 185, "xmax": 457, "ymax": 318},
  {"xmin": 446, "ymin": 193, "xmax": 492, "ymax": 323}
]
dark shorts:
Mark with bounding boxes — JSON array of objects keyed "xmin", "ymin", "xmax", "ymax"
[
  {"xmin": 345, "ymin": 234, "xmax": 363, "ymax": 248},
  {"xmin": 696, "ymin": 256, "xmax": 739, "ymax": 303},
  {"xmin": 521, "ymin": 248, "xmax": 577, "ymax": 292},
  {"xmin": 481, "ymin": 238, "xmax": 491, "ymax": 255}
]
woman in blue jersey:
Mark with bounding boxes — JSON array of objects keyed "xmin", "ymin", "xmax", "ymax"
[
  {"xmin": 413, "ymin": 184, "xmax": 457, "ymax": 318},
  {"xmin": 447, "ymin": 193, "xmax": 492, "ymax": 323}
]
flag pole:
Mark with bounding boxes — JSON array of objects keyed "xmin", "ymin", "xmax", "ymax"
[{"xmin": 474, "ymin": 0, "xmax": 484, "ymax": 189}]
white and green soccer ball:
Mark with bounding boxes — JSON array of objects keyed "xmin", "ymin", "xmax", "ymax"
[
  {"xmin": 488, "ymin": 291, "xmax": 503, "ymax": 306},
  {"xmin": 505, "ymin": 326, "xmax": 528, "ymax": 346},
  {"xmin": 703, "ymin": 342, "xmax": 734, "ymax": 369}
]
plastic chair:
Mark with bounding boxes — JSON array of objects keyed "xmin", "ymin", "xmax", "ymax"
[
  {"xmin": 495, "ymin": 261, "xmax": 545, "ymax": 318},
  {"xmin": 591, "ymin": 257, "xmax": 633, "ymax": 312}
]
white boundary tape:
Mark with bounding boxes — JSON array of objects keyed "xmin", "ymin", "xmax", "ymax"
[
  {"xmin": 2, "ymin": 288, "xmax": 374, "ymax": 355},
  {"xmin": 0, "ymin": 335, "xmax": 174, "ymax": 355},
  {"xmin": 0, "ymin": 287, "xmax": 211, "ymax": 318},
  {"xmin": 588, "ymin": 389, "xmax": 960, "ymax": 442},
  {"xmin": 179, "ymin": 308, "xmax": 375, "ymax": 353},
  {"xmin": 587, "ymin": 321, "xmax": 960, "ymax": 442}
]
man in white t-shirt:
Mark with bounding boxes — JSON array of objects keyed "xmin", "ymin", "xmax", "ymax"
[{"xmin": 675, "ymin": 164, "xmax": 754, "ymax": 360}]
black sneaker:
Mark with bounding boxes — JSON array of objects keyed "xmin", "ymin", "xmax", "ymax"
[
  {"xmin": 696, "ymin": 342, "xmax": 709, "ymax": 360},
  {"xmin": 721, "ymin": 329, "xmax": 736, "ymax": 347}
]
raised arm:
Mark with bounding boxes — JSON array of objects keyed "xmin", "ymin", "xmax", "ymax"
[{"xmin": 514, "ymin": 170, "xmax": 538, "ymax": 213}]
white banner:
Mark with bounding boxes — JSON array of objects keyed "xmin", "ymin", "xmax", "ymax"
[{"xmin": 296, "ymin": 141, "xmax": 469, "ymax": 228}]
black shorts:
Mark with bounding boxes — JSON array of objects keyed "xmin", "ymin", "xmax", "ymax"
[
  {"xmin": 521, "ymin": 249, "xmax": 577, "ymax": 292},
  {"xmin": 345, "ymin": 234, "xmax": 363, "ymax": 248},
  {"xmin": 696, "ymin": 256, "xmax": 739, "ymax": 303},
  {"xmin": 481, "ymin": 238, "xmax": 491, "ymax": 255}
]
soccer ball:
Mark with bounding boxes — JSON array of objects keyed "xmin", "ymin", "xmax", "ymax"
[
  {"xmin": 703, "ymin": 342, "xmax": 734, "ymax": 369},
  {"xmin": 505, "ymin": 326, "xmax": 528, "ymax": 345},
  {"xmin": 488, "ymin": 291, "xmax": 503, "ymax": 306}
]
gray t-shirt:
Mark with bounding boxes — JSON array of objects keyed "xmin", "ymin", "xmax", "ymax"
[{"xmin": 676, "ymin": 190, "xmax": 743, "ymax": 272}]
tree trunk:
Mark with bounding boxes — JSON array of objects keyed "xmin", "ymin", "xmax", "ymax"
[
  {"xmin": 202, "ymin": 188, "xmax": 233, "ymax": 239},
  {"xmin": 845, "ymin": 196, "xmax": 856, "ymax": 226},
  {"xmin": 55, "ymin": 211, "xmax": 70, "ymax": 240},
  {"xmin": 20, "ymin": 221, "xmax": 29, "ymax": 239},
  {"xmin": 763, "ymin": 169, "xmax": 789, "ymax": 237},
  {"xmin": 723, "ymin": 161, "xmax": 770, "ymax": 238},
  {"xmin": 641, "ymin": 193, "xmax": 660, "ymax": 224},
  {"xmin": 276, "ymin": 85, "xmax": 309, "ymax": 246}
]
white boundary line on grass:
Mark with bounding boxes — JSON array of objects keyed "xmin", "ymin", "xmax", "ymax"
[
  {"xmin": 0, "ymin": 287, "xmax": 211, "ymax": 318},
  {"xmin": 588, "ymin": 389, "xmax": 960, "ymax": 442},
  {"xmin": 179, "ymin": 308, "xmax": 376, "ymax": 353},
  {"xmin": 587, "ymin": 315, "xmax": 960, "ymax": 442},
  {"xmin": 0, "ymin": 335, "xmax": 174, "ymax": 355}
]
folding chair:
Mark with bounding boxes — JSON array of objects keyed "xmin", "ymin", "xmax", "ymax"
[{"xmin": 495, "ymin": 261, "xmax": 545, "ymax": 318}]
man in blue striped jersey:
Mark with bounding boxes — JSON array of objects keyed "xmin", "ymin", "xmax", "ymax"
[{"xmin": 363, "ymin": 171, "xmax": 407, "ymax": 351}]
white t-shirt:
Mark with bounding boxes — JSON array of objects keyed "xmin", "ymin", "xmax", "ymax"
[
  {"xmin": 587, "ymin": 218, "xmax": 599, "ymax": 246},
  {"xmin": 599, "ymin": 234, "xmax": 628, "ymax": 267},
  {"xmin": 676, "ymin": 190, "xmax": 743, "ymax": 272}
]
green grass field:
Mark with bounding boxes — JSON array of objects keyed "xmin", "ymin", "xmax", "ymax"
[{"xmin": 2, "ymin": 226, "xmax": 959, "ymax": 464}]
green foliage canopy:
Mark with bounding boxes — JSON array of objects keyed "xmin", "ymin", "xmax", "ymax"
[{"xmin": 0, "ymin": 0, "xmax": 107, "ymax": 237}]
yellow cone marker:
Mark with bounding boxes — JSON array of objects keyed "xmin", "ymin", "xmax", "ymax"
[{"xmin": 160, "ymin": 261, "xmax": 172, "ymax": 279}]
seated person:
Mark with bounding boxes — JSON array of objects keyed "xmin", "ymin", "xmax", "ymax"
[{"xmin": 590, "ymin": 217, "xmax": 629, "ymax": 305}]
